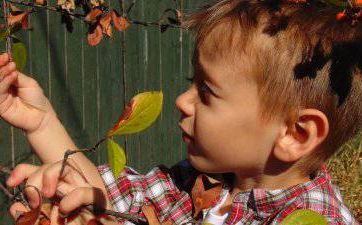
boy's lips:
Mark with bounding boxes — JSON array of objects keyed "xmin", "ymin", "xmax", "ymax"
[
  {"xmin": 178, "ymin": 124, "xmax": 194, "ymax": 144},
  {"xmin": 182, "ymin": 132, "xmax": 193, "ymax": 144}
]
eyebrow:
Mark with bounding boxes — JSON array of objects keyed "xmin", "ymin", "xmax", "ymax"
[{"xmin": 194, "ymin": 59, "xmax": 220, "ymax": 89}]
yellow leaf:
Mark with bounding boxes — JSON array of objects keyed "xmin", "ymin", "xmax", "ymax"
[
  {"xmin": 107, "ymin": 139, "xmax": 126, "ymax": 178},
  {"xmin": 108, "ymin": 91, "xmax": 163, "ymax": 137}
]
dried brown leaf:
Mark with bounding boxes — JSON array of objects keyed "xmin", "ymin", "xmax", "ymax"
[
  {"xmin": 35, "ymin": 0, "xmax": 46, "ymax": 6},
  {"xmin": 142, "ymin": 206, "xmax": 161, "ymax": 225},
  {"xmin": 87, "ymin": 25, "xmax": 103, "ymax": 46},
  {"xmin": 111, "ymin": 10, "xmax": 130, "ymax": 32},
  {"xmin": 90, "ymin": 0, "xmax": 104, "ymax": 8},
  {"xmin": 16, "ymin": 207, "xmax": 40, "ymax": 225},
  {"xmin": 100, "ymin": 13, "xmax": 112, "ymax": 37},
  {"xmin": 191, "ymin": 174, "xmax": 222, "ymax": 217},
  {"xmin": 8, "ymin": 9, "xmax": 30, "ymax": 29},
  {"xmin": 39, "ymin": 217, "xmax": 51, "ymax": 225},
  {"xmin": 57, "ymin": 0, "xmax": 75, "ymax": 11},
  {"xmin": 85, "ymin": 8, "xmax": 103, "ymax": 23}
]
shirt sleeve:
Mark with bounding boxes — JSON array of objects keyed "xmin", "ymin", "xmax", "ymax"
[{"xmin": 97, "ymin": 163, "xmax": 194, "ymax": 225}]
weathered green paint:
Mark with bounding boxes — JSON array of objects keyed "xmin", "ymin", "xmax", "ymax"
[{"xmin": 0, "ymin": 0, "xmax": 206, "ymax": 223}]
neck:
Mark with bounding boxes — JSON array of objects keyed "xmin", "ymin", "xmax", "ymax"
[{"xmin": 232, "ymin": 168, "xmax": 310, "ymax": 192}]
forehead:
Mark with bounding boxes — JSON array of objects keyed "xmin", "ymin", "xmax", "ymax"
[{"xmin": 194, "ymin": 41, "xmax": 257, "ymax": 85}]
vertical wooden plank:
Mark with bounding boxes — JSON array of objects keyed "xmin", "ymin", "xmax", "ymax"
[
  {"xmin": 65, "ymin": 17, "xmax": 85, "ymax": 151},
  {"xmin": 83, "ymin": 26, "xmax": 100, "ymax": 163}
]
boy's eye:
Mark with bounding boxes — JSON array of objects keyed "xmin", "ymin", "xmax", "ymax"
[{"xmin": 196, "ymin": 81, "xmax": 212, "ymax": 103}]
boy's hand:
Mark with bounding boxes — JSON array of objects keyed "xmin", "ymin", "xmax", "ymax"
[
  {"xmin": 0, "ymin": 53, "xmax": 53, "ymax": 133},
  {"xmin": 6, "ymin": 159, "xmax": 113, "ymax": 224}
]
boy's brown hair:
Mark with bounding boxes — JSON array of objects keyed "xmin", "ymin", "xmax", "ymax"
[{"xmin": 184, "ymin": 0, "xmax": 362, "ymax": 171}]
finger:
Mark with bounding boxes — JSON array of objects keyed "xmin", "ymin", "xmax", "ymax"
[
  {"xmin": 0, "ymin": 71, "xmax": 17, "ymax": 95},
  {"xmin": 9, "ymin": 202, "xmax": 28, "ymax": 219},
  {"xmin": 0, "ymin": 53, "xmax": 10, "ymax": 67},
  {"xmin": 42, "ymin": 160, "xmax": 87, "ymax": 198},
  {"xmin": 59, "ymin": 187, "xmax": 107, "ymax": 215},
  {"xmin": 6, "ymin": 164, "xmax": 39, "ymax": 187},
  {"xmin": 13, "ymin": 71, "xmax": 40, "ymax": 88},
  {"xmin": 49, "ymin": 205, "xmax": 63, "ymax": 225},
  {"xmin": 0, "ymin": 61, "xmax": 16, "ymax": 79},
  {"xmin": 24, "ymin": 169, "xmax": 46, "ymax": 209}
]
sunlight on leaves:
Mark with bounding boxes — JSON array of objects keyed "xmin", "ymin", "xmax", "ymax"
[
  {"xmin": 280, "ymin": 209, "xmax": 327, "ymax": 225},
  {"xmin": 112, "ymin": 10, "xmax": 130, "ymax": 32},
  {"xmin": 107, "ymin": 138, "xmax": 126, "ymax": 178},
  {"xmin": 108, "ymin": 91, "xmax": 163, "ymax": 137}
]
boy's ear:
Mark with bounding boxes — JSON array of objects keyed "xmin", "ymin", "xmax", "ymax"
[{"xmin": 274, "ymin": 109, "xmax": 329, "ymax": 162}]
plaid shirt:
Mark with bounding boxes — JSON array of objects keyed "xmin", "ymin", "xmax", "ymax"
[{"xmin": 98, "ymin": 160, "xmax": 359, "ymax": 225}]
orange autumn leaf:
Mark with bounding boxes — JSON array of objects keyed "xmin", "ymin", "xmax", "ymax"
[
  {"xmin": 108, "ymin": 99, "xmax": 135, "ymax": 135},
  {"xmin": 356, "ymin": 0, "xmax": 362, "ymax": 5},
  {"xmin": 142, "ymin": 206, "xmax": 175, "ymax": 225},
  {"xmin": 88, "ymin": 25, "xmax": 103, "ymax": 46},
  {"xmin": 111, "ymin": 10, "xmax": 130, "ymax": 32},
  {"xmin": 35, "ymin": 0, "xmax": 46, "ymax": 6},
  {"xmin": 100, "ymin": 13, "xmax": 112, "ymax": 37},
  {"xmin": 39, "ymin": 217, "xmax": 51, "ymax": 225},
  {"xmin": 191, "ymin": 174, "xmax": 222, "ymax": 218},
  {"xmin": 85, "ymin": 8, "xmax": 103, "ymax": 23},
  {"xmin": 8, "ymin": 9, "xmax": 30, "ymax": 29},
  {"xmin": 142, "ymin": 206, "xmax": 161, "ymax": 225},
  {"xmin": 16, "ymin": 207, "xmax": 40, "ymax": 225}
]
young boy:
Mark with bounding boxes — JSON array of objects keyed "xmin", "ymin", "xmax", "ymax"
[{"xmin": 1, "ymin": 0, "xmax": 361, "ymax": 224}]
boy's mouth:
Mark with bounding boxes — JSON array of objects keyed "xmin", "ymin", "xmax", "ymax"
[
  {"xmin": 182, "ymin": 132, "xmax": 193, "ymax": 144},
  {"xmin": 178, "ymin": 124, "xmax": 194, "ymax": 144}
]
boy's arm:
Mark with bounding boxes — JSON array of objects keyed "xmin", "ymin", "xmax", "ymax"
[
  {"xmin": 27, "ymin": 113, "xmax": 108, "ymax": 204},
  {"xmin": 0, "ymin": 53, "xmax": 108, "ymax": 204}
]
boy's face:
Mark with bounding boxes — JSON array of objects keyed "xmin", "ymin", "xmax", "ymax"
[{"xmin": 176, "ymin": 48, "xmax": 284, "ymax": 175}]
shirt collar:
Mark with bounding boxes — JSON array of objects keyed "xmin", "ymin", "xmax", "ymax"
[{"xmin": 230, "ymin": 164, "xmax": 330, "ymax": 214}]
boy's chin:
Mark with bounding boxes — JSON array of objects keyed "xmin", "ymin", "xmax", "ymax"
[{"xmin": 187, "ymin": 155, "xmax": 226, "ymax": 174}]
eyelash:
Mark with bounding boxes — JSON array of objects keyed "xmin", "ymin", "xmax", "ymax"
[{"xmin": 185, "ymin": 76, "xmax": 212, "ymax": 101}]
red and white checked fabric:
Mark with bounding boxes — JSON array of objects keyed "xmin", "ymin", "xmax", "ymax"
[{"xmin": 97, "ymin": 161, "xmax": 359, "ymax": 225}]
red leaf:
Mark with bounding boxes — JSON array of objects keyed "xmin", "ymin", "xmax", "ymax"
[
  {"xmin": 88, "ymin": 25, "xmax": 103, "ymax": 46},
  {"xmin": 100, "ymin": 13, "xmax": 112, "ymax": 37},
  {"xmin": 111, "ymin": 10, "xmax": 130, "ymax": 31},
  {"xmin": 39, "ymin": 217, "xmax": 51, "ymax": 225},
  {"xmin": 16, "ymin": 208, "xmax": 40, "ymax": 225},
  {"xmin": 191, "ymin": 175, "xmax": 222, "ymax": 217},
  {"xmin": 107, "ymin": 99, "xmax": 135, "ymax": 136},
  {"xmin": 85, "ymin": 8, "xmax": 103, "ymax": 23},
  {"xmin": 8, "ymin": 10, "xmax": 30, "ymax": 29}
]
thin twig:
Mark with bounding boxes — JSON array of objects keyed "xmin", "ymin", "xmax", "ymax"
[
  {"xmin": 0, "ymin": 182, "xmax": 13, "ymax": 199},
  {"xmin": 5, "ymin": 0, "xmax": 87, "ymax": 19},
  {"xmin": 4, "ymin": 0, "xmax": 183, "ymax": 30}
]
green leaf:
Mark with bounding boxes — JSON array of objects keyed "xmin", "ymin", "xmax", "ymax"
[
  {"xmin": 107, "ymin": 138, "xmax": 126, "ymax": 178},
  {"xmin": 108, "ymin": 91, "xmax": 163, "ymax": 136},
  {"xmin": 0, "ymin": 31, "xmax": 7, "ymax": 42},
  {"xmin": 12, "ymin": 41, "xmax": 27, "ymax": 72},
  {"xmin": 280, "ymin": 209, "xmax": 328, "ymax": 225}
]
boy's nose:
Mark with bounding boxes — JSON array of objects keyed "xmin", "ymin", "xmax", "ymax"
[{"xmin": 175, "ymin": 85, "xmax": 196, "ymax": 117}]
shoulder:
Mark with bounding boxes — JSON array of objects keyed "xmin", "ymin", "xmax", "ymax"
[
  {"xmin": 273, "ymin": 167, "xmax": 359, "ymax": 225},
  {"xmin": 296, "ymin": 182, "xmax": 359, "ymax": 224}
]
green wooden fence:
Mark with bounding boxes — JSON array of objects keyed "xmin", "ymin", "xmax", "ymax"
[{"xmin": 0, "ymin": 0, "xmax": 207, "ymax": 223}]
